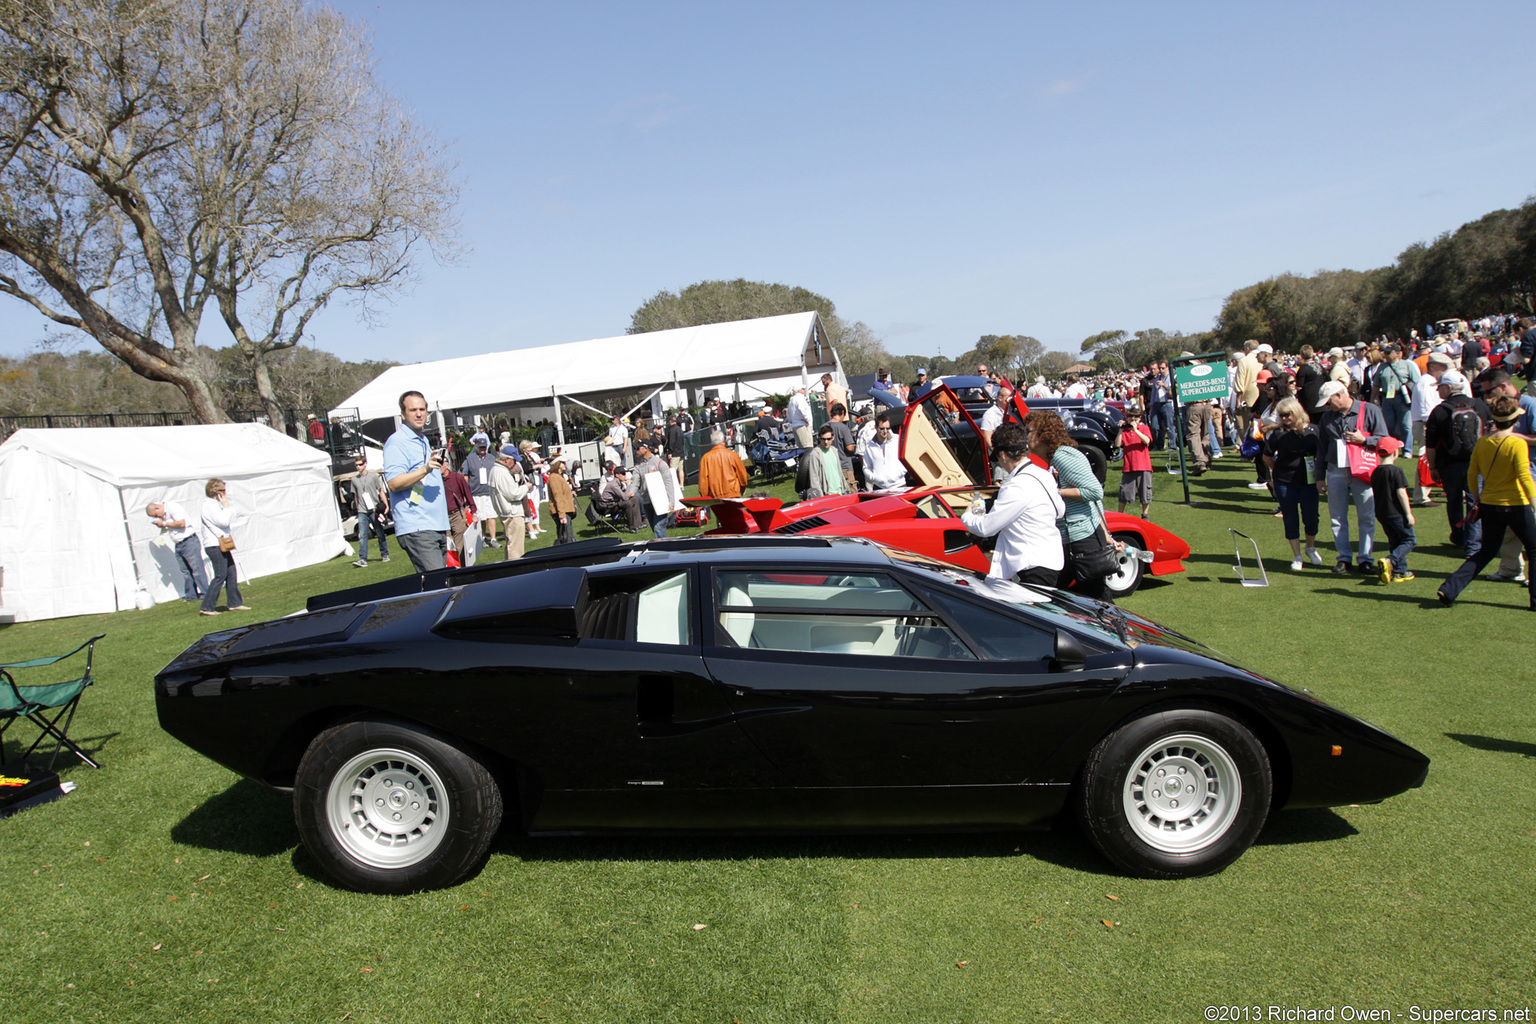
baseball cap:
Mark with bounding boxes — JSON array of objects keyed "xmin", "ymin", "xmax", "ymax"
[
  {"xmin": 916, "ymin": 367, "xmax": 927, "ymax": 375},
  {"xmin": 1437, "ymin": 369, "xmax": 1468, "ymax": 391},
  {"xmin": 1375, "ymin": 436, "xmax": 1404, "ymax": 455},
  {"xmin": 1426, "ymin": 352, "xmax": 1454, "ymax": 368},
  {"xmin": 1314, "ymin": 380, "xmax": 1348, "ymax": 408}
]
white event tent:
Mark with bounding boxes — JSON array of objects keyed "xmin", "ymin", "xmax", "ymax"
[
  {"xmin": 0, "ymin": 424, "xmax": 349, "ymax": 622},
  {"xmin": 331, "ymin": 311, "xmax": 841, "ymax": 436}
]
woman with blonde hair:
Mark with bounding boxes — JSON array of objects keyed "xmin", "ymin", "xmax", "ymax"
[
  {"xmin": 1437, "ymin": 395, "xmax": 1536, "ymax": 610},
  {"xmin": 198, "ymin": 478, "xmax": 251, "ymax": 616},
  {"xmin": 1262, "ymin": 397, "xmax": 1323, "ymax": 571}
]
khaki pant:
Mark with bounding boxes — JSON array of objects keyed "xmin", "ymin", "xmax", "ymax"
[{"xmin": 503, "ymin": 517, "xmax": 525, "ymax": 559}]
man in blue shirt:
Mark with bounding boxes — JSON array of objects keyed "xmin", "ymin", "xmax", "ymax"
[{"xmin": 383, "ymin": 390, "xmax": 450, "ymax": 573}]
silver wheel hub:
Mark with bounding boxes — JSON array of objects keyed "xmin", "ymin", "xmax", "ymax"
[
  {"xmin": 1122, "ymin": 732, "xmax": 1242, "ymax": 854},
  {"xmin": 326, "ymin": 747, "xmax": 449, "ymax": 869}
]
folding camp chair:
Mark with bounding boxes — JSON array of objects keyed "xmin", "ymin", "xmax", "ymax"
[{"xmin": 0, "ymin": 634, "xmax": 106, "ymax": 770}]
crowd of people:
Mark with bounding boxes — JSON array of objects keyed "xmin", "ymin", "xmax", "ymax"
[{"xmin": 306, "ymin": 308, "xmax": 1535, "ymax": 614}]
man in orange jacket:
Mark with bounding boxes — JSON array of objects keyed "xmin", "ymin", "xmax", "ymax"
[{"xmin": 697, "ymin": 429, "xmax": 749, "ymax": 499}]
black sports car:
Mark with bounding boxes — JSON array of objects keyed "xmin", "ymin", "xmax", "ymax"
[{"xmin": 156, "ymin": 536, "xmax": 1428, "ymax": 894}]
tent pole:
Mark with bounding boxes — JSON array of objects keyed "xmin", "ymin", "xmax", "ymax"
[
  {"xmin": 552, "ymin": 386, "xmax": 565, "ymax": 448},
  {"xmin": 672, "ymin": 371, "xmax": 681, "ymax": 412},
  {"xmin": 115, "ymin": 489, "xmax": 144, "ymax": 612}
]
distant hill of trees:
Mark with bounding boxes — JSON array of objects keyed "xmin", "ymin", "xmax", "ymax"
[
  {"xmin": 0, "ymin": 345, "xmax": 396, "ymax": 418},
  {"xmin": 1214, "ymin": 197, "xmax": 1536, "ymax": 353}
]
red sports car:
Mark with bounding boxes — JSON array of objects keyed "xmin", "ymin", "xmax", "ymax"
[{"xmin": 691, "ymin": 384, "xmax": 1189, "ymax": 600}]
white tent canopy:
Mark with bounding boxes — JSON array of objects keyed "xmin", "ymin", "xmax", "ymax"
[
  {"xmin": 331, "ymin": 311, "xmax": 839, "ymax": 424},
  {"xmin": 0, "ymin": 424, "xmax": 348, "ymax": 622}
]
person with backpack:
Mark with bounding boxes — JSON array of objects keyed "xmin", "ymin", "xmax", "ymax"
[
  {"xmin": 1423, "ymin": 369, "xmax": 1491, "ymax": 557},
  {"xmin": 1436, "ymin": 394, "xmax": 1536, "ymax": 611}
]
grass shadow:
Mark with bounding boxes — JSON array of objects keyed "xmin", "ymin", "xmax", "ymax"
[
  {"xmin": 1445, "ymin": 733, "xmax": 1536, "ymax": 759},
  {"xmin": 171, "ymin": 777, "xmax": 299, "ymax": 856},
  {"xmin": 1, "ymin": 729, "xmax": 119, "ymax": 773},
  {"xmin": 1255, "ymin": 807, "xmax": 1358, "ymax": 846},
  {"xmin": 493, "ymin": 824, "xmax": 1118, "ymax": 875}
]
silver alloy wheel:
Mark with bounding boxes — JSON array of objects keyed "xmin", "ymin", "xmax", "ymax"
[
  {"xmin": 1121, "ymin": 732, "xmax": 1243, "ymax": 853},
  {"xmin": 1105, "ymin": 534, "xmax": 1145, "ymax": 598},
  {"xmin": 326, "ymin": 746, "xmax": 449, "ymax": 869}
]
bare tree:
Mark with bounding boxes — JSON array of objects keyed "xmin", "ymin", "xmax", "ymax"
[{"xmin": 0, "ymin": 0, "xmax": 458, "ymax": 426}]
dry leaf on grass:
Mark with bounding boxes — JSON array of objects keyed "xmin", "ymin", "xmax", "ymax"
[{"xmin": 692, "ymin": 923, "xmax": 708, "ymax": 931}]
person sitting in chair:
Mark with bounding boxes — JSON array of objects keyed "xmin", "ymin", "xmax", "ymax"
[{"xmin": 595, "ymin": 464, "xmax": 644, "ymax": 531}]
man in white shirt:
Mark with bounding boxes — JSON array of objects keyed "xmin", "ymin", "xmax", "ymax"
[
  {"xmin": 862, "ymin": 412, "xmax": 906, "ymax": 490},
  {"xmin": 1409, "ymin": 352, "xmax": 1452, "ymax": 505},
  {"xmin": 979, "ymin": 387, "xmax": 1012, "ymax": 445},
  {"xmin": 1062, "ymin": 375, "xmax": 1088, "ymax": 399},
  {"xmin": 1026, "ymin": 376, "xmax": 1054, "ymax": 400},
  {"xmin": 960, "ymin": 422, "xmax": 1065, "ymax": 587},
  {"xmin": 146, "ymin": 498, "xmax": 207, "ymax": 601},
  {"xmin": 784, "ymin": 385, "xmax": 814, "ymax": 448}
]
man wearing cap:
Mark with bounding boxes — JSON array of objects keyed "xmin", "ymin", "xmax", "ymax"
[
  {"xmin": 462, "ymin": 434, "xmax": 502, "ymax": 549},
  {"xmin": 908, "ymin": 367, "xmax": 929, "ymax": 392},
  {"xmin": 488, "ymin": 446, "xmax": 528, "ymax": 559},
  {"xmin": 1314, "ymin": 379, "xmax": 1390, "ymax": 573},
  {"xmin": 146, "ymin": 498, "xmax": 208, "ymax": 600},
  {"xmin": 1425, "ymin": 369, "xmax": 1491, "ymax": 557},
  {"xmin": 384, "ymin": 390, "xmax": 449, "ymax": 573},
  {"xmin": 784, "ymin": 385, "xmax": 814, "ymax": 449},
  {"xmin": 1346, "ymin": 344, "xmax": 1370, "ymax": 393},
  {"xmin": 593, "ymin": 463, "xmax": 644, "ymax": 531},
  {"xmin": 633, "ymin": 439, "xmax": 681, "ymax": 538}
]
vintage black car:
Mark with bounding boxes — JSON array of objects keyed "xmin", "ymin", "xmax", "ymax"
[{"xmin": 156, "ymin": 536, "xmax": 1428, "ymax": 893}]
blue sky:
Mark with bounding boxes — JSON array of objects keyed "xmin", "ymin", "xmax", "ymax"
[{"xmin": 5, "ymin": 1, "xmax": 1534, "ymax": 365}]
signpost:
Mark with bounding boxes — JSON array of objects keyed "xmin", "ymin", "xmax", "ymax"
[{"xmin": 1168, "ymin": 352, "xmax": 1231, "ymax": 503}]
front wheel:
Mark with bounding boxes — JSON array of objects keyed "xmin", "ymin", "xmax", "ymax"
[
  {"xmin": 294, "ymin": 717, "xmax": 503, "ymax": 893},
  {"xmin": 1076, "ymin": 708, "xmax": 1271, "ymax": 878},
  {"xmin": 1104, "ymin": 531, "xmax": 1146, "ymax": 599}
]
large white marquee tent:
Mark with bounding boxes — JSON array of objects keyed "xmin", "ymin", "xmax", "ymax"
[
  {"xmin": 0, "ymin": 424, "xmax": 348, "ymax": 622},
  {"xmin": 331, "ymin": 311, "xmax": 841, "ymax": 434}
]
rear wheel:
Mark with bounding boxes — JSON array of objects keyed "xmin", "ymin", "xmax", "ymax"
[
  {"xmin": 1105, "ymin": 531, "xmax": 1146, "ymax": 599},
  {"xmin": 1076, "ymin": 707, "xmax": 1271, "ymax": 878},
  {"xmin": 294, "ymin": 717, "xmax": 503, "ymax": 893},
  {"xmin": 1080, "ymin": 443, "xmax": 1108, "ymax": 484}
]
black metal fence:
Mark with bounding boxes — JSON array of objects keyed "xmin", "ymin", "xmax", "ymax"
[{"xmin": 0, "ymin": 407, "xmax": 337, "ymax": 433}]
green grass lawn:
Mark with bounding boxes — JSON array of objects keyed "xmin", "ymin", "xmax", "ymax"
[{"xmin": 3, "ymin": 458, "xmax": 1533, "ymax": 1023}]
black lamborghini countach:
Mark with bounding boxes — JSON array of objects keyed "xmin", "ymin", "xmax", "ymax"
[{"xmin": 156, "ymin": 536, "xmax": 1428, "ymax": 893}]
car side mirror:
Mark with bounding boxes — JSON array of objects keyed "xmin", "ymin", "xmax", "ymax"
[{"xmin": 1051, "ymin": 629, "xmax": 1087, "ymax": 672}]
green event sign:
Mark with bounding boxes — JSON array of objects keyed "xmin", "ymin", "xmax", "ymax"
[{"xmin": 1173, "ymin": 360, "xmax": 1229, "ymax": 403}]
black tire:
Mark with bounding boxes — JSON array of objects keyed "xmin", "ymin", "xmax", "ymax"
[
  {"xmin": 294, "ymin": 717, "xmax": 503, "ymax": 894},
  {"xmin": 1075, "ymin": 707, "xmax": 1271, "ymax": 879},
  {"xmin": 1080, "ymin": 443, "xmax": 1108, "ymax": 484},
  {"xmin": 1104, "ymin": 531, "xmax": 1146, "ymax": 599}
]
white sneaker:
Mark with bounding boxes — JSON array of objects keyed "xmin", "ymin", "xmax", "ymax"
[
  {"xmin": 351, "ymin": 559, "xmax": 368, "ymax": 568},
  {"xmin": 1306, "ymin": 547, "xmax": 1323, "ymax": 566},
  {"xmin": 1290, "ymin": 558, "xmax": 1303, "ymax": 571},
  {"xmin": 1247, "ymin": 482, "xmax": 1270, "ymax": 490}
]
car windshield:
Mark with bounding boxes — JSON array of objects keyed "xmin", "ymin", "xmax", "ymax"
[{"xmin": 885, "ymin": 548, "xmax": 1130, "ymax": 648}]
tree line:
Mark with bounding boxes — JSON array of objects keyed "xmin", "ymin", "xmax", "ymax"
[
  {"xmin": 1213, "ymin": 197, "xmax": 1536, "ymax": 353},
  {"xmin": 0, "ymin": 344, "xmax": 395, "ymax": 419}
]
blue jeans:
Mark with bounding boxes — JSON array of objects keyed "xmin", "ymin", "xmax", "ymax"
[
  {"xmin": 647, "ymin": 510, "xmax": 669, "ymax": 539},
  {"xmin": 1378, "ymin": 515, "xmax": 1416, "ymax": 574},
  {"xmin": 1381, "ymin": 398, "xmax": 1411, "ymax": 449},
  {"xmin": 173, "ymin": 534, "xmax": 207, "ymax": 600},
  {"xmin": 1274, "ymin": 478, "xmax": 1319, "ymax": 541},
  {"xmin": 200, "ymin": 545, "xmax": 243, "ymax": 612},
  {"xmin": 1208, "ymin": 417, "xmax": 1223, "ymax": 456},
  {"xmin": 1437, "ymin": 460, "xmax": 1481, "ymax": 556},
  {"xmin": 357, "ymin": 508, "xmax": 389, "ymax": 562},
  {"xmin": 1325, "ymin": 466, "xmax": 1376, "ymax": 565}
]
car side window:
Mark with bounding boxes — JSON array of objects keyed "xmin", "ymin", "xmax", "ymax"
[
  {"xmin": 920, "ymin": 587, "xmax": 1056, "ymax": 661},
  {"xmin": 580, "ymin": 570, "xmax": 692, "ymax": 646},
  {"xmin": 713, "ymin": 570, "xmax": 975, "ymax": 660}
]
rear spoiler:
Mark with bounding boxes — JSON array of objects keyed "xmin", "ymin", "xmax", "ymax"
[{"xmin": 682, "ymin": 496, "xmax": 785, "ymax": 534}]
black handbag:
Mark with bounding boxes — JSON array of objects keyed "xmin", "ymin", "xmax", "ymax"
[{"xmin": 1069, "ymin": 501, "xmax": 1119, "ymax": 581}]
